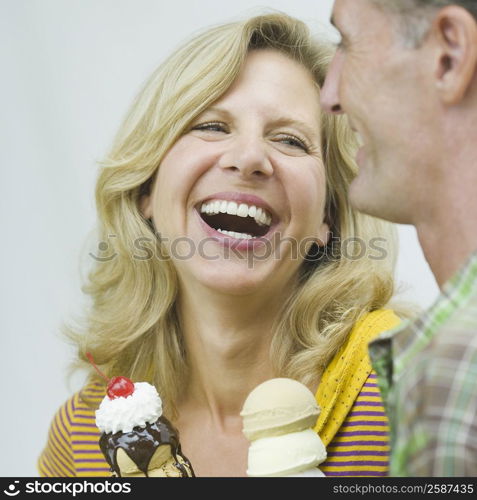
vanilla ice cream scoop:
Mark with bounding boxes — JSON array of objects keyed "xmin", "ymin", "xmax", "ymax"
[
  {"xmin": 241, "ymin": 378, "xmax": 326, "ymax": 477},
  {"xmin": 241, "ymin": 378, "xmax": 321, "ymax": 440}
]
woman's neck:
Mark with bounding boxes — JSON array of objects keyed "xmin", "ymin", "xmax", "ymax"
[{"xmin": 176, "ymin": 284, "xmax": 288, "ymax": 430}]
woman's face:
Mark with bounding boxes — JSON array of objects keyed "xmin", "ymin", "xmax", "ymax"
[{"xmin": 143, "ymin": 49, "xmax": 329, "ymax": 296}]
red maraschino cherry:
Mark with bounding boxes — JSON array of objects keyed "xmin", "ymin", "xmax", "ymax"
[
  {"xmin": 86, "ymin": 352, "xmax": 135, "ymax": 400},
  {"xmin": 106, "ymin": 376, "xmax": 135, "ymax": 399}
]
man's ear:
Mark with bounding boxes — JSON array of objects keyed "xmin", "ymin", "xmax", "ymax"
[{"xmin": 432, "ymin": 6, "xmax": 477, "ymax": 104}]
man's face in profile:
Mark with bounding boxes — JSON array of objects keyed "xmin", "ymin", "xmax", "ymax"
[{"xmin": 321, "ymin": 0, "xmax": 438, "ymax": 225}]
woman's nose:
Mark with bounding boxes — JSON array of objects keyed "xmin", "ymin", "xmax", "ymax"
[{"xmin": 218, "ymin": 135, "xmax": 274, "ymax": 178}]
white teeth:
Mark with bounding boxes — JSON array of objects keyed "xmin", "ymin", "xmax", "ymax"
[
  {"xmin": 255, "ymin": 207, "xmax": 271, "ymax": 226},
  {"xmin": 199, "ymin": 199, "xmax": 273, "ymax": 227},
  {"xmin": 226, "ymin": 201, "xmax": 238, "ymax": 215},
  {"xmin": 217, "ymin": 229, "xmax": 253, "ymax": 239},
  {"xmin": 237, "ymin": 203, "xmax": 249, "ymax": 217}
]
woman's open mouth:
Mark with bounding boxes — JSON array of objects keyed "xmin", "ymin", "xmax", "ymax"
[{"xmin": 198, "ymin": 199, "xmax": 273, "ymax": 240}]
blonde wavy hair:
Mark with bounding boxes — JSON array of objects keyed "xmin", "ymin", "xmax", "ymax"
[{"xmin": 67, "ymin": 12, "xmax": 397, "ymax": 417}]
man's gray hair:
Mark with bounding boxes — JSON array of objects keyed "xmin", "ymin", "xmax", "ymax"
[{"xmin": 371, "ymin": 1, "xmax": 477, "ymax": 47}]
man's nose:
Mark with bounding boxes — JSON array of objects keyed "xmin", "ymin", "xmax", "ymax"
[
  {"xmin": 320, "ymin": 51, "xmax": 344, "ymax": 115},
  {"xmin": 219, "ymin": 135, "xmax": 274, "ymax": 179}
]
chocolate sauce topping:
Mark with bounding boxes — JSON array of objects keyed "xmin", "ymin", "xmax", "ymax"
[{"xmin": 99, "ymin": 415, "xmax": 194, "ymax": 477}]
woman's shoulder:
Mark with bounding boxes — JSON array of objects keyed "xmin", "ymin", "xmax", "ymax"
[
  {"xmin": 76, "ymin": 380, "xmax": 107, "ymax": 410},
  {"xmin": 322, "ymin": 308, "xmax": 401, "ymax": 381},
  {"xmin": 57, "ymin": 380, "xmax": 106, "ymax": 421},
  {"xmin": 315, "ymin": 309, "xmax": 400, "ymax": 444},
  {"xmin": 66, "ymin": 380, "xmax": 106, "ymax": 434},
  {"xmin": 47, "ymin": 380, "xmax": 105, "ymax": 435},
  {"xmin": 348, "ymin": 308, "xmax": 401, "ymax": 346},
  {"xmin": 322, "ymin": 309, "xmax": 401, "ymax": 376},
  {"xmin": 42, "ymin": 380, "xmax": 105, "ymax": 441},
  {"xmin": 38, "ymin": 381, "xmax": 107, "ymax": 477}
]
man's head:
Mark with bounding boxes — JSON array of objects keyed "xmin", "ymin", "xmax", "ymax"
[
  {"xmin": 321, "ymin": 0, "xmax": 477, "ymax": 225},
  {"xmin": 372, "ymin": 1, "xmax": 477, "ymax": 47}
]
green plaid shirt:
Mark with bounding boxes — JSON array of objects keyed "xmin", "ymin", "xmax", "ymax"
[{"xmin": 369, "ymin": 251, "xmax": 477, "ymax": 476}]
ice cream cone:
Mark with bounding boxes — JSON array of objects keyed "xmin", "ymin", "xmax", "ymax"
[
  {"xmin": 116, "ymin": 446, "xmax": 194, "ymax": 477},
  {"xmin": 241, "ymin": 378, "xmax": 327, "ymax": 477}
]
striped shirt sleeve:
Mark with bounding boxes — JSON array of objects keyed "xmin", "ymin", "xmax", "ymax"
[
  {"xmin": 71, "ymin": 383, "xmax": 110, "ymax": 476},
  {"xmin": 38, "ymin": 396, "xmax": 76, "ymax": 477},
  {"xmin": 38, "ymin": 382, "xmax": 110, "ymax": 477},
  {"xmin": 320, "ymin": 372, "xmax": 390, "ymax": 477}
]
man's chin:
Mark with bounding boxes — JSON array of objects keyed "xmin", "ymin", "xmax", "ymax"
[
  {"xmin": 348, "ymin": 179, "xmax": 375, "ymax": 216},
  {"xmin": 350, "ymin": 180, "xmax": 412, "ymax": 224}
]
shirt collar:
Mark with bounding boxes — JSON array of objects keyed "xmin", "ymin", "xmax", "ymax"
[{"xmin": 371, "ymin": 249, "xmax": 477, "ymax": 350}]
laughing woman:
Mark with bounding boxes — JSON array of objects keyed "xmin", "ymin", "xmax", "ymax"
[{"xmin": 39, "ymin": 13, "xmax": 400, "ymax": 477}]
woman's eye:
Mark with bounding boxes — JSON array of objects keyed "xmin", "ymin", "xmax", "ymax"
[
  {"xmin": 278, "ymin": 135, "xmax": 309, "ymax": 152},
  {"xmin": 191, "ymin": 122, "xmax": 228, "ymax": 133}
]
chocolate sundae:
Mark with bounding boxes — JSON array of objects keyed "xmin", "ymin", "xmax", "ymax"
[{"xmin": 87, "ymin": 354, "xmax": 194, "ymax": 477}]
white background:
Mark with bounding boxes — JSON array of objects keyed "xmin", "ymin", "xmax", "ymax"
[{"xmin": 0, "ymin": 0, "xmax": 438, "ymax": 476}]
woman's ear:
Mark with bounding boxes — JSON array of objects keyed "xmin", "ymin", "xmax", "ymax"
[
  {"xmin": 432, "ymin": 6, "xmax": 477, "ymax": 104},
  {"xmin": 316, "ymin": 220, "xmax": 330, "ymax": 248},
  {"xmin": 139, "ymin": 193, "xmax": 153, "ymax": 219},
  {"xmin": 138, "ymin": 177, "xmax": 155, "ymax": 219}
]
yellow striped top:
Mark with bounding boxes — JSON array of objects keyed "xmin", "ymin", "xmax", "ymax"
[{"xmin": 38, "ymin": 309, "xmax": 400, "ymax": 477}]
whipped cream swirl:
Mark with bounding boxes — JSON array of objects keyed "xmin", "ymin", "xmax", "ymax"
[{"xmin": 95, "ymin": 382, "xmax": 163, "ymax": 434}]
